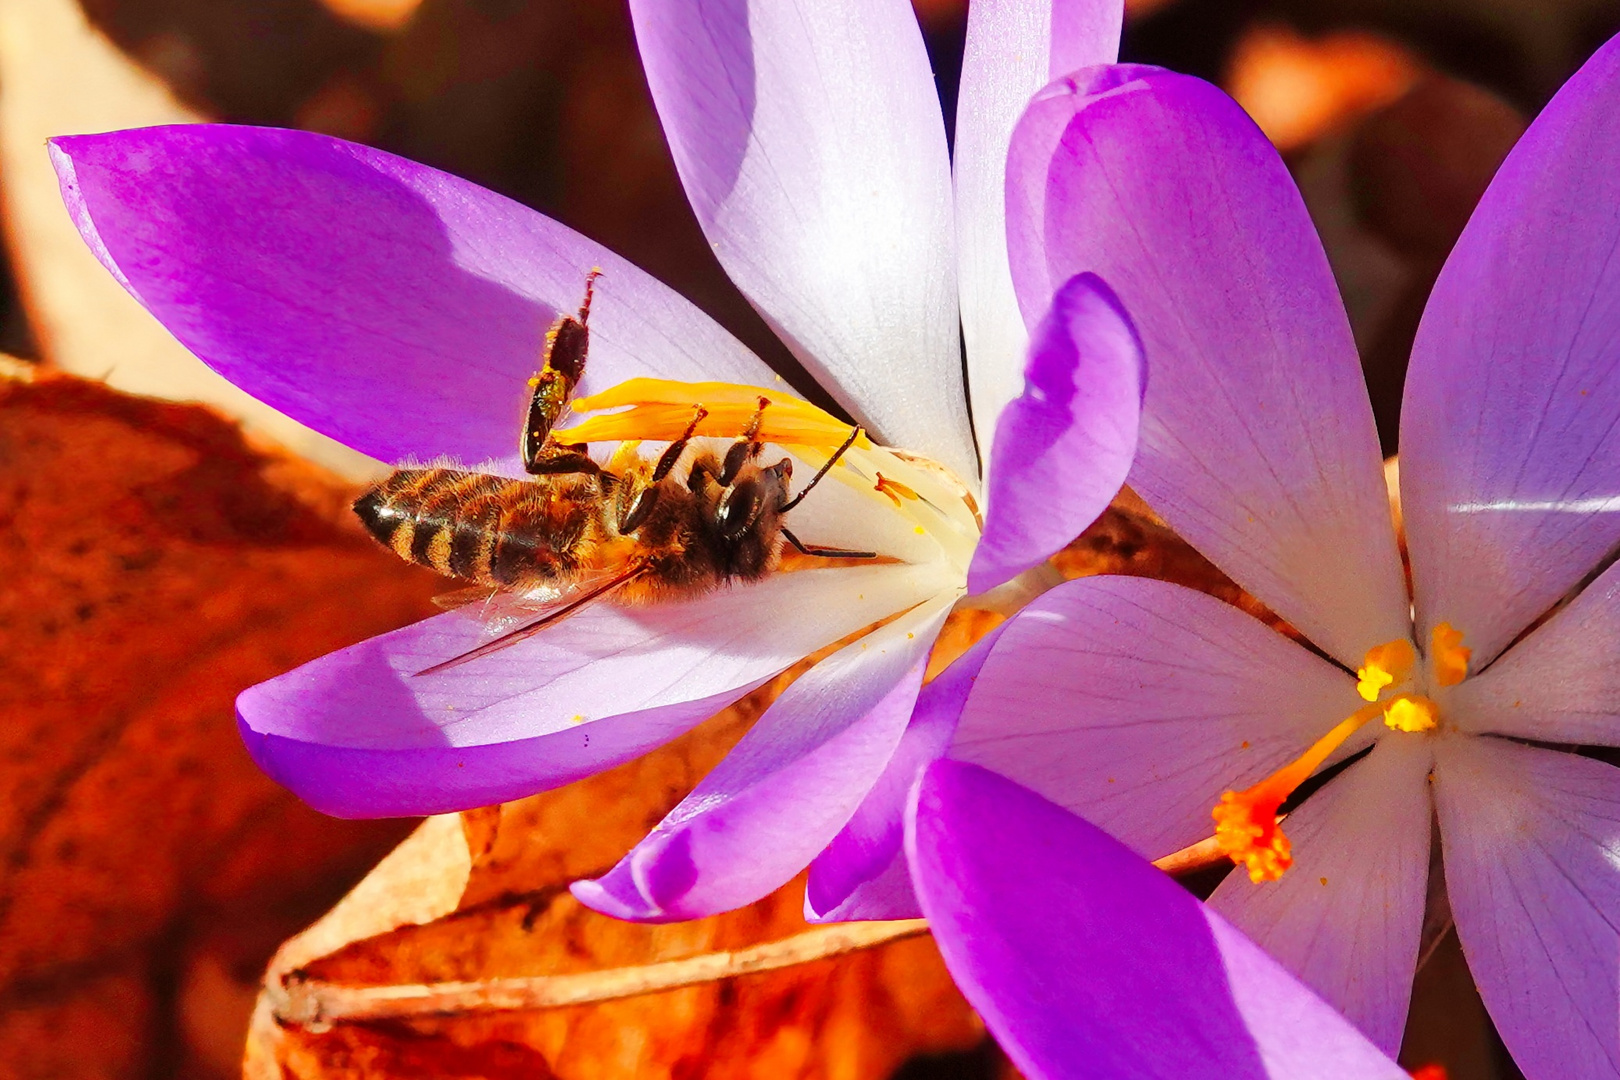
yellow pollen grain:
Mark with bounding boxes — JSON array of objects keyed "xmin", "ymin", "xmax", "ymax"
[
  {"xmin": 570, "ymin": 714, "xmax": 588, "ymax": 725},
  {"xmin": 1384, "ymin": 695, "xmax": 1439, "ymax": 733},
  {"xmin": 1356, "ymin": 638, "xmax": 1415, "ymax": 701},
  {"xmin": 1320, "ymin": 877, "xmax": 1329, "ymax": 886},
  {"xmin": 1431, "ymin": 622, "xmax": 1471, "ymax": 687}
]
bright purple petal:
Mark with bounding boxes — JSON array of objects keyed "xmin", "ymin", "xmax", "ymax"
[
  {"xmin": 49, "ymin": 125, "xmax": 775, "ymax": 473},
  {"xmin": 573, "ymin": 596, "xmax": 951, "ymax": 922},
  {"xmin": 949, "ymin": 575, "xmax": 1365, "ymax": 859},
  {"xmin": 1450, "ymin": 552, "xmax": 1620, "ymax": 745},
  {"xmin": 1005, "ymin": 67, "xmax": 1406, "ymax": 667},
  {"xmin": 805, "ymin": 620, "xmax": 1009, "ymax": 922},
  {"xmin": 908, "ymin": 761, "xmax": 1408, "ymax": 1080},
  {"xmin": 1209, "ymin": 736, "xmax": 1433, "ymax": 1054},
  {"xmin": 628, "ymin": 0, "xmax": 974, "ymax": 480},
  {"xmin": 1434, "ymin": 736, "xmax": 1620, "ymax": 1080},
  {"xmin": 238, "ymin": 563, "xmax": 943, "ymax": 817},
  {"xmin": 1400, "ymin": 34, "xmax": 1620, "ymax": 665},
  {"xmin": 955, "ymin": 0, "xmax": 1123, "ymax": 445},
  {"xmin": 967, "ymin": 272, "xmax": 1142, "ymax": 594}
]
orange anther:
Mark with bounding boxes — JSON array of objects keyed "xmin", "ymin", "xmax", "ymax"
[
  {"xmin": 873, "ymin": 472, "xmax": 920, "ymax": 507},
  {"xmin": 1431, "ymin": 622, "xmax": 1470, "ymax": 687}
]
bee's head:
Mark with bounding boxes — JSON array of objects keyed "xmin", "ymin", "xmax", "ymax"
[{"xmin": 716, "ymin": 459, "xmax": 792, "ymax": 542}]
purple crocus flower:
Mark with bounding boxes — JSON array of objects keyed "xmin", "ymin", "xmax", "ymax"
[
  {"xmin": 47, "ymin": 0, "xmax": 1142, "ymax": 923},
  {"xmin": 943, "ymin": 36, "xmax": 1620, "ymax": 1077},
  {"xmin": 907, "ymin": 760, "xmax": 1407, "ymax": 1080}
]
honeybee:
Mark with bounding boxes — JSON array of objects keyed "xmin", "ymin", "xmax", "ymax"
[{"xmin": 354, "ymin": 272, "xmax": 871, "ymax": 672}]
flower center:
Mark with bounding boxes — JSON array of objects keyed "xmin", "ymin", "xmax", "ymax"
[
  {"xmin": 1211, "ymin": 622, "xmax": 1471, "ymax": 883},
  {"xmin": 552, "ymin": 378, "xmax": 981, "ymax": 572}
]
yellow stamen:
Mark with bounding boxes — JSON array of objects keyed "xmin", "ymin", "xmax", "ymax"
[
  {"xmin": 1356, "ymin": 638, "xmax": 1415, "ymax": 702},
  {"xmin": 555, "ymin": 378, "xmax": 872, "ymax": 453},
  {"xmin": 874, "ymin": 472, "xmax": 920, "ymax": 506},
  {"xmin": 1212, "ymin": 702, "xmax": 1384, "ymax": 883},
  {"xmin": 1431, "ymin": 622, "xmax": 1470, "ymax": 687},
  {"xmin": 1383, "ymin": 695, "xmax": 1439, "ymax": 733}
]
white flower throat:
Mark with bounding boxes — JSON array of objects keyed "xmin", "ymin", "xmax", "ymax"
[
  {"xmin": 1212, "ymin": 623, "xmax": 1473, "ymax": 883},
  {"xmin": 553, "ymin": 377, "xmax": 982, "ymax": 579}
]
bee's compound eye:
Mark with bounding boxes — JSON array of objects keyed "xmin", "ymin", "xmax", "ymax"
[
  {"xmin": 717, "ymin": 479, "xmax": 764, "ymax": 540},
  {"xmin": 621, "ymin": 486, "xmax": 659, "ymax": 534}
]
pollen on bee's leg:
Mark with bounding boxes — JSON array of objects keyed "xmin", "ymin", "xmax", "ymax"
[{"xmin": 1213, "ymin": 787, "xmax": 1292, "ymax": 883}]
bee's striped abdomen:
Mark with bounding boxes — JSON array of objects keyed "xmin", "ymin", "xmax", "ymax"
[{"xmin": 354, "ymin": 468, "xmax": 594, "ymax": 588}]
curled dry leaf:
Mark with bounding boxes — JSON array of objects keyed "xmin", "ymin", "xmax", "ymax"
[
  {"xmin": 245, "ymin": 686, "xmax": 982, "ymax": 1080},
  {"xmin": 0, "ymin": 368, "xmax": 438, "ymax": 1079}
]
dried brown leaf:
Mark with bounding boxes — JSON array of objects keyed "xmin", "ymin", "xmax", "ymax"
[{"xmin": 0, "ymin": 370, "xmax": 437, "ymax": 1078}]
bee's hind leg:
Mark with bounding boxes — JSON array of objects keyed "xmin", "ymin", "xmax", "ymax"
[
  {"xmin": 520, "ymin": 270, "xmax": 601, "ymax": 474},
  {"xmin": 650, "ymin": 404, "xmax": 710, "ymax": 482},
  {"xmin": 782, "ymin": 527, "xmax": 875, "ymax": 560}
]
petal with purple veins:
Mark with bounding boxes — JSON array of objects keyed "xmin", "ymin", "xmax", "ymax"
[
  {"xmin": 1401, "ymin": 33, "xmax": 1620, "ymax": 665},
  {"xmin": 955, "ymin": 0, "xmax": 1123, "ymax": 446},
  {"xmin": 1005, "ymin": 67, "xmax": 1406, "ymax": 668},
  {"xmin": 907, "ymin": 761, "xmax": 1409, "ymax": 1080},
  {"xmin": 1433, "ymin": 736, "xmax": 1620, "ymax": 1080},
  {"xmin": 1209, "ymin": 735, "xmax": 1433, "ymax": 1055},
  {"xmin": 967, "ymin": 272, "xmax": 1142, "ymax": 595},
  {"xmin": 50, "ymin": 125, "xmax": 775, "ymax": 473},
  {"xmin": 572, "ymin": 593, "xmax": 952, "ymax": 922},
  {"xmin": 628, "ymin": 0, "xmax": 973, "ymax": 480},
  {"xmin": 1449, "ymin": 556, "xmax": 1620, "ymax": 746},
  {"xmin": 239, "ymin": 562, "xmax": 948, "ymax": 817},
  {"xmin": 949, "ymin": 575, "xmax": 1365, "ymax": 860}
]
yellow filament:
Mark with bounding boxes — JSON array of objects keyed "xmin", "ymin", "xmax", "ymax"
[
  {"xmin": 1212, "ymin": 702, "xmax": 1384, "ymax": 883},
  {"xmin": 555, "ymin": 378, "xmax": 872, "ymax": 453},
  {"xmin": 1356, "ymin": 638, "xmax": 1415, "ymax": 702},
  {"xmin": 1431, "ymin": 622, "xmax": 1471, "ymax": 687}
]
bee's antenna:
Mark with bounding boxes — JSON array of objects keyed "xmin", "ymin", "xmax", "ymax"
[
  {"xmin": 579, "ymin": 267, "xmax": 603, "ymax": 319},
  {"xmin": 779, "ymin": 425, "xmax": 861, "ymax": 514}
]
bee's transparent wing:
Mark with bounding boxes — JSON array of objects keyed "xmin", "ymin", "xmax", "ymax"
[
  {"xmin": 413, "ymin": 566, "xmax": 647, "ymax": 676},
  {"xmin": 432, "ymin": 584, "xmax": 569, "ymax": 643}
]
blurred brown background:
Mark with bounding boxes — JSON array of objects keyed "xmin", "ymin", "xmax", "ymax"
[{"xmin": 1, "ymin": 0, "xmax": 1618, "ymax": 1077}]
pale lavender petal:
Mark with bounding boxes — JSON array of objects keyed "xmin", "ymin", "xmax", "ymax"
[
  {"xmin": 967, "ymin": 272, "xmax": 1142, "ymax": 594},
  {"xmin": 50, "ymin": 126, "xmax": 776, "ymax": 474},
  {"xmin": 628, "ymin": 0, "xmax": 974, "ymax": 480},
  {"xmin": 573, "ymin": 596, "xmax": 952, "ymax": 922},
  {"xmin": 1005, "ymin": 67, "xmax": 1406, "ymax": 667},
  {"xmin": 805, "ymin": 620, "xmax": 1009, "ymax": 922},
  {"xmin": 908, "ymin": 761, "xmax": 1409, "ymax": 1080},
  {"xmin": 1401, "ymin": 35, "xmax": 1620, "ymax": 665},
  {"xmin": 955, "ymin": 0, "xmax": 1123, "ymax": 446},
  {"xmin": 1434, "ymin": 736, "xmax": 1620, "ymax": 1080},
  {"xmin": 1450, "ymin": 556, "xmax": 1620, "ymax": 746},
  {"xmin": 1209, "ymin": 736, "xmax": 1433, "ymax": 1054},
  {"xmin": 949, "ymin": 575, "xmax": 1365, "ymax": 859},
  {"xmin": 239, "ymin": 563, "xmax": 946, "ymax": 817}
]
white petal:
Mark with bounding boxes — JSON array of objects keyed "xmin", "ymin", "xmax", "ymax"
[
  {"xmin": 630, "ymin": 0, "xmax": 974, "ymax": 479},
  {"xmin": 1209, "ymin": 735, "xmax": 1433, "ymax": 1055},
  {"xmin": 1434, "ymin": 736, "xmax": 1620, "ymax": 1080},
  {"xmin": 955, "ymin": 0, "xmax": 1122, "ymax": 452}
]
